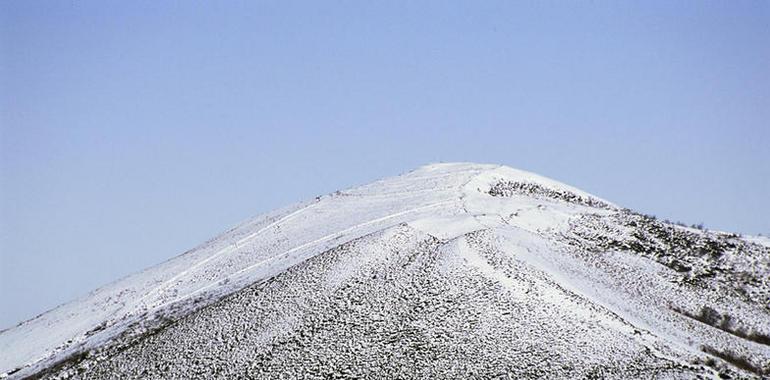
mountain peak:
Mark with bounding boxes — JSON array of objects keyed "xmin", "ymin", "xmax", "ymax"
[{"xmin": 2, "ymin": 164, "xmax": 768, "ymax": 379}]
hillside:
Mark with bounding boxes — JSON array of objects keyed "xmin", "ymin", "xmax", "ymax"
[{"xmin": 1, "ymin": 163, "xmax": 768, "ymax": 379}]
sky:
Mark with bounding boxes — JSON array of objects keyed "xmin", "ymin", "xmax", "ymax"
[{"xmin": 1, "ymin": 1, "xmax": 768, "ymax": 329}]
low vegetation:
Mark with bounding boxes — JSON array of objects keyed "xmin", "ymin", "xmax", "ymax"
[
  {"xmin": 563, "ymin": 210, "xmax": 770, "ymax": 310},
  {"xmin": 673, "ymin": 306, "xmax": 770, "ymax": 346},
  {"xmin": 488, "ymin": 180, "xmax": 612, "ymax": 209},
  {"xmin": 701, "ymin": 345, "xmax": 767, "ymax": 377}
]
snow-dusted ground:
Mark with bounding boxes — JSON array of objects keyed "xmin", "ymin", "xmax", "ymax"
[{"xmin": 1, "ymin": 163, "xmax": 768, "ymax": 379}]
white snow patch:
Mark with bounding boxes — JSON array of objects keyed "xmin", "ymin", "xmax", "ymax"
[{"xmin": 408, "ymin": 215, "xmax": 488, "ymax": 241}]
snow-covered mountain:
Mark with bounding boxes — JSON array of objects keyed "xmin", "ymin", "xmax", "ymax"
[{"xmin": 2, "ymin": 163, "xmax": 768, "ymax": 379}]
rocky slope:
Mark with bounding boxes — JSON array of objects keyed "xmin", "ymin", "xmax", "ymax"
[{"xmin": 1, "ymin": 163, "xmax": 768, "ymax": 379}]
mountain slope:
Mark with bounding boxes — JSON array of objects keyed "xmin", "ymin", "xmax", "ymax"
[{"xmin": 1, "ymin": 163, "xmax": 768, "ymax": 379}]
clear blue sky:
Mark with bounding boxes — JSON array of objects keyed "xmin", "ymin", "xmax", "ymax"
[{"xmin": 1, "ymin": 1, "xmax": 768, "ymax": 329}]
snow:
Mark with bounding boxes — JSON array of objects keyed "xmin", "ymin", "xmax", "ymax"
[
  {"xmin": 408, "ymin": 215, "xmax": 489, "ymax": 241},
  {"xmin": 1, "ymin": 162, "xmax": 768, "ymax": 379}
]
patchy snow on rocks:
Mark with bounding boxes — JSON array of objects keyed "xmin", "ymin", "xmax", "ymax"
[{"xmin": 1, "ymin": 163, "xmax": 768, "ymax": 379}]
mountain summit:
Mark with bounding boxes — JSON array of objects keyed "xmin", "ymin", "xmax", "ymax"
[{"xmin": 2, "ymin": 163, "xmax": 769, "ymax": 379}]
